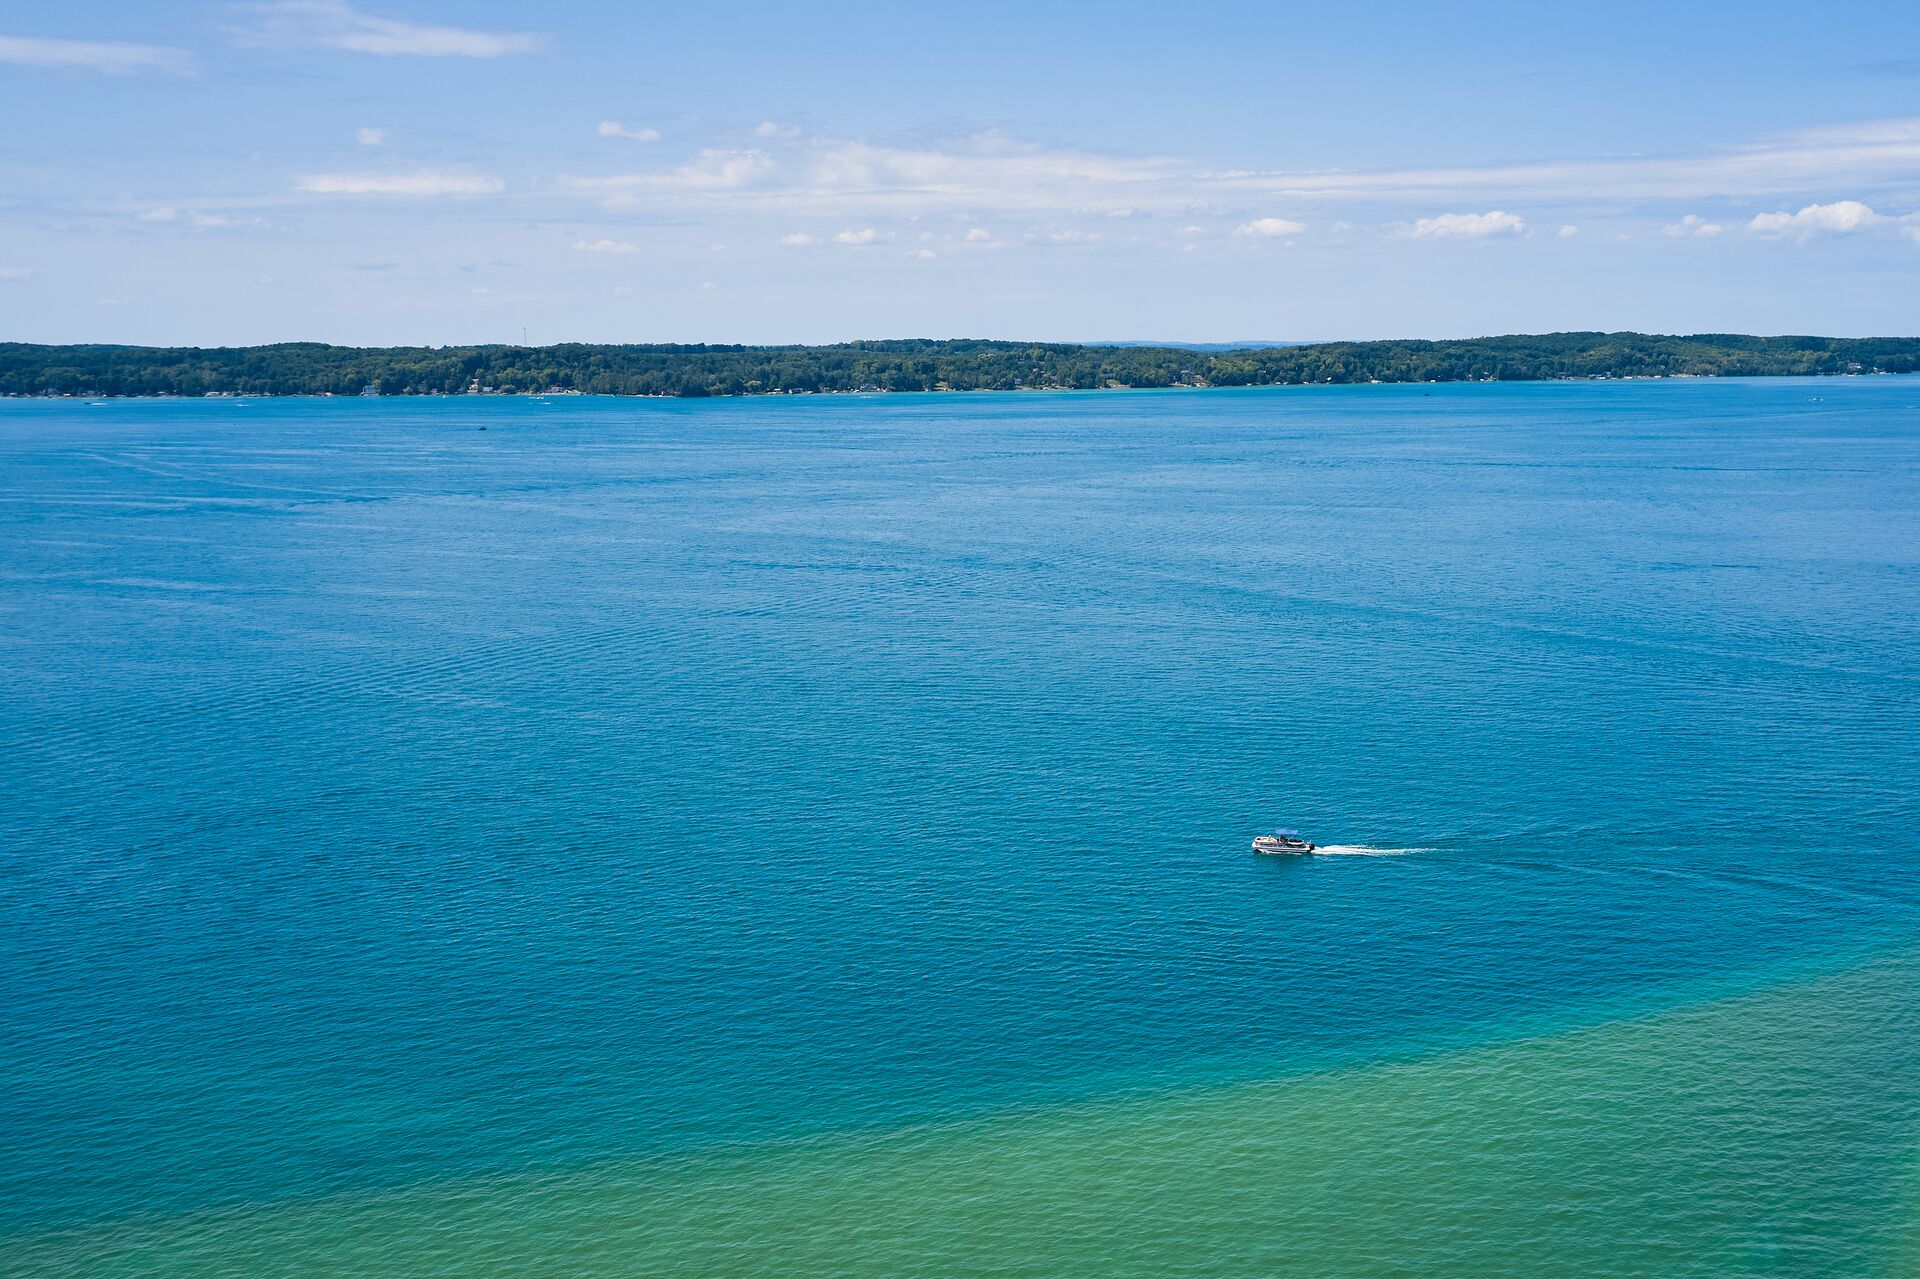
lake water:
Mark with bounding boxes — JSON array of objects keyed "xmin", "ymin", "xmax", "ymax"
[{"xmin": 3, "ymin": 381, "xmax": 1918, "ymax": 1277}]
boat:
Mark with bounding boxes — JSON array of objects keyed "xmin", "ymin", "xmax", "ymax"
[{"xmin": 1251, "ymin": 829, "xmax": 1317, "ymax": 855}]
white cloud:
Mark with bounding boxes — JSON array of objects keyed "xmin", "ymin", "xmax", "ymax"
[
  {"xmin": 185, "ymin": 211, "xmax": 262, "ymax": 229},
  {"xmin": 636, "ymin": 117, "xmax": 1918, "ymax": 228},
  {"xmin": 566, "ymin": 149, "xmax": 773, "ymax": 196},
  {"xmin": 834, "ymin": 227, "xmax": 885, "ymax": 245},
  {"xmin": 754, "ymin": 121, "xmax": 801, "ymax": 139},
  {"xmin": 488, "ymin": 116, "xmax": 1920, "ymax": 242},
  {"xmin": 137, "ymin": 206, "xmax": 264, "ymax": 230},
  {"xmin": 805, "ymin": 137, "xmax": 1175, "ymax": 212},
  {"xmin": 1905, "ymin": 225, "xmax": 1920, "ymax": 247},
  {"xmin": 1229, "ymin": 117, "xmax": 1920, "ymax": 203},
  {"xmin": 666, "ymin": 150, "xmax": 773, "ymax": 189},
  {"xmin": 573, "ymin": 239, "xmax": 638, "ymax": 253},
  {"xmin": 1402, "ymin": 210, "xmax": 1527, "ymax": 238},
  {"xmin": 964, "ymin": 227, "xmax": 994, "ymax": 242},
  {"xmin": 0, "ymin": 34, "xmax": 190, "ymax": 74},
  {"xmin": 1747, "ymin": 200, "xmax": 1880, "ymax": 240},
  {"xmin": 0, "ymin": 267, "xmax": 32, "ymax": 280},
  {"xmin": 539, "ymin": 124, "xmax": 1870, "ymax": 232},
  {"xmin": 1030, "ymin": 228, "xmax": 1102, "ymax": 245},
  {"xmin": 1234, "ymin": 216, "xmax": 1306, "ymax": 237},
  {"xmin": 598, "ymin": 121, "xmax": 661, "ymax": 142},
  {"xmin": 238, "ymin": 2, "xmax": 546, "ymax": 57},
  {"xmin": 906, "ymin": 248, "xmax": 937, "ymax": 260},
  {"xmin": 778, "ymin": 232, "xmax": 814, "ymax": 246},
  {"xmin": 296, "ymin": 170, "xmax": 504, "ymax": 196},
  {"xmin": 1664, "ymin": 214, "xmax": 1724, "ymax": 239},
  {"xmin": 1558, "ymin": 224, "xmax": 1579, "ymax": 237},
  {"xmin": 356, "ymin": 126, "xmax": 385, "ymax": 146}
]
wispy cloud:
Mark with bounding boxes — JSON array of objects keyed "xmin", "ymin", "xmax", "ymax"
[
  {"xmin": 1664, "ymin": 214, "xmax": 1724, "ymax": 239},
  {"xmin": 356, "ymin": 126, "xmax": 385, "ymax": 146},
  {"xmin": 544, "ymin": 120, "xmax": 1920, "ymax": 236},
  {"xmin": 553, "ymin": 135, "xmax": 1181, "ymax": 230},
  {"xmin": 136, "ymin": 206, "xmax": 265, "ymax": 229},
  {"xmin": 553, "ymin": 117, "xmax": 1920, "ymax": 231},
  {"xmin": 1747, "ymin": 200, "xmax": 1880, "ymax": 240},
  {"xmin": 1400, "ymin": 210, "xmax": 1527, "ymax": 239},
  {"xmin": 573, "ymin": 239, "xmax": 638, "ymax": 253},
  {"xmin": 833, "ymin": 227, "xmax": 885, "ymax": 246},
  {"xmin": 238, "ymin": 2, "xmax": 546, "ymax": 57},
  {"xmin": 0, "ymin": 267, "xmax": 32, "ymax": 281},
  {"xmin": 807, "ymin": 138, "xmax": 1174, "ymax": 206},
  {"xmin": 754, "ymin": 121, "xmax": 801, "ymax": 139},
  {"xmin": 564, "ymin": 149, "xmax": 773, "ymax": 196},
  {"xmin": 1029, "ymin": 228, "xmax": 1102, "ymax": 246},
  {"xmin": 598, "ymin": 121, "xmax": 661, "ymax": 142},
  {"xmin": 188, "ymin": 212, "xmax": 263, "ymax": 229},
  {"xmin": 0, "ymin": 34, "xmax": 190, "ymax": 74},
  {"xmin": 238, "ymin": 116, "xmax": 1920, "ymax": 262},
  {"xmin": 296, "ymin": 170, "xmax": 504, "ymax": 196},
  {"xmin": 778, "ymin": 232, "xmax": 814, "ymax": 246},
  {"xmin": 1235, "ymin": 118, "xmax": 1920, "ymax": 202},
  {"xmin": 1235, "ymin": 216, "xmax": 1305, "ymax": 238},
  {"xmin": 535, "ymin": 119, "xmax": 1920, "ymax": 241}
]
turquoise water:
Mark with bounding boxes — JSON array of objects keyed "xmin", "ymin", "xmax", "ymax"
[{"xmin": 3, "ymin": 381, "xmax": 1918, "ymax": 1276}]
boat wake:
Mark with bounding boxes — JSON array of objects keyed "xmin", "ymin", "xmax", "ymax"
[{"xmin": 1309, "ymin": 845, "xmax": 1429, "ymax": 857}]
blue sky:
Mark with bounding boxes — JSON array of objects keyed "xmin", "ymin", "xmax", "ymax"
[{"xmin": 3, "ymin": 1, "xmax": 1920, "ymax": 345}]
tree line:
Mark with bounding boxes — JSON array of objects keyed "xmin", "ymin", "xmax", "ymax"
[{"xmin": 3, "ymin": 333, "xmax": 1917, "ymax": 398}]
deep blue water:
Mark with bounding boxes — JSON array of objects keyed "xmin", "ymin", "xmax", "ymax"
[{"xmin": 3, "ymin": 381, "xmax": 1918, "ymax": 1238}]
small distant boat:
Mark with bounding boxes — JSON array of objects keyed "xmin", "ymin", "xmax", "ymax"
[{"xmin": 1252, "ymin": 829, "xmax": 1318, "ymax": 855}]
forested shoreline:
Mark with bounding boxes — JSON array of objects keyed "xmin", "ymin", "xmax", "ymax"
[{"xmin": 4, "ymin": 332, "xmax": 1918, "ymax": 398}]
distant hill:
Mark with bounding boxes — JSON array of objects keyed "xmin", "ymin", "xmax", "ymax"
[
  {"xmin": 2, "ymin": 333, "xmax": 1915, "ymax": 398},
  {"xmin": 1084, "ymin": 340, "xmax": 1320, "ymax": 350}
]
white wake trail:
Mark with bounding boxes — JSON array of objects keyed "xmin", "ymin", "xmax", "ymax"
[{"xmin": 1310, "ymin": 845, "xmax": 1430, "ymax": 857}]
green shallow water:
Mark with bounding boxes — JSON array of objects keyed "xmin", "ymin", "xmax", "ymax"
[{"xmin": 17, "ymin": 945, "xmax": 1919, "ymax": 1279}]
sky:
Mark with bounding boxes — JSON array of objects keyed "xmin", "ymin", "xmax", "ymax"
[{"xmin": 3, "ymin": 0, "xmax": 1920, "ymax": 346}]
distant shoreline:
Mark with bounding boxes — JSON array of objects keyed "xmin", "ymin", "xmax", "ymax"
[
  {"xmin": 4, "ymin": 332, "xmax": 1918, "ymax": 399},
  {"xmin": 11, "ymin": 370, "xmax": 1917, "ymax": 404}
]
